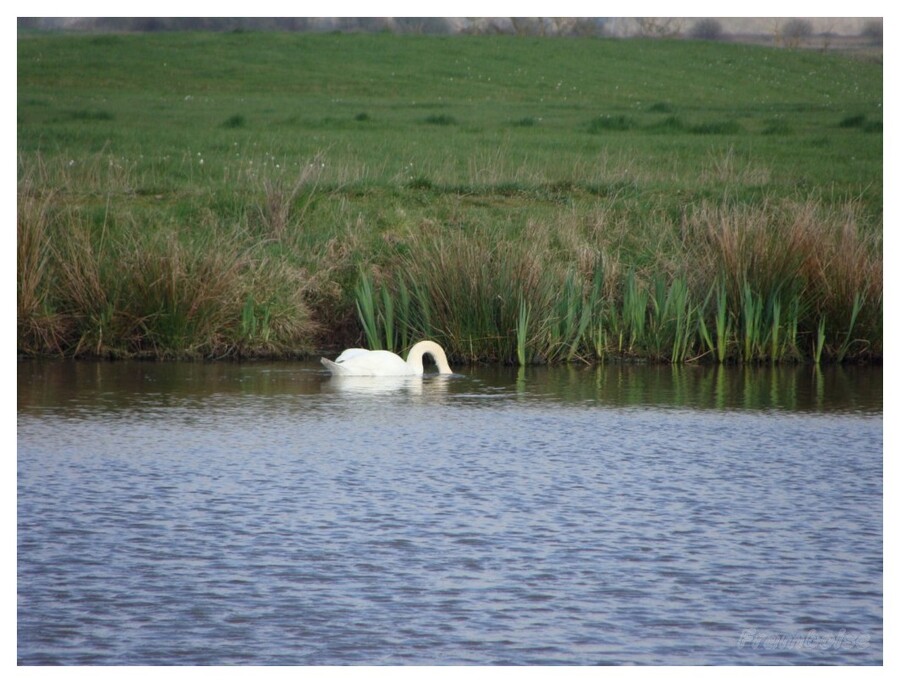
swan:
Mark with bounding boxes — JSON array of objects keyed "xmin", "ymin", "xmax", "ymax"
[{"xmin": 321, "ymin": 340, "xmax": 453, "ymax": 376}]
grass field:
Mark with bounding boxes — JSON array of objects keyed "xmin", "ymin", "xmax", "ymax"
[{"xmin": 17, "ymin": 32, "xmax": 883, "ymax": 363}]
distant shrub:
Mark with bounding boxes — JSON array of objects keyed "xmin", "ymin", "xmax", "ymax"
[
  {"xmin": 648, "ymin": 116, "xmax": 686, "ymax": 132},
  {"xmin": 512, "ymin": 116, "xmax": 538, "ymax": 127},
  {"xmin": 355, "ymin": 112, "xmax": 371, "ymax": 122},
  {"xmin": 689, "ymin": 120, "xmax": 742, "ymax": 135},
  {"xmin": 222, "ymin": 114, "xmax": 246, "ymax": 128},
  {"xmin": 778, "ymin": 19, "xmax": 813, "ymax": 48},
  {"xmin": 424, "ymin": 114, "xmax": 457, "ymax": 125},
  {"xmin": 587, "ymin": 115, "xmax": 636, "ymax": 133},
  {"xmin": 647, "ymin": 101, "xmax": 674, "ymax": 113},
  {"xmin": 762, "ymin": 120, "xmax": 793, "ymax": 135},
  {"xmin": 66, "ymin": 109, "xmax": 114, "ymax": 121},
  {"xmin": 634, "ymin": 18, "xmax": 682, "ymax": 38},
  {"xmin": 838, "ymin": 114, "xmax": 867, "ymax": 128},
  {"xmin": 863, "ymin": 120, "xmax": 882, "ymax": 134},
  {"xmin": 838, "ymin": 114, "xmax": 881, "ymax": 133},
  {"xmin": 407, "ymin": 176, "xmax": 434, "ymax": 190},
  {"xmin": 690, "ymin": 19, "xmax": 724, "ymax": 41}
]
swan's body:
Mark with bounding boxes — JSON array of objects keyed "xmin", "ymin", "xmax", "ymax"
[{"xmin": 321, "ymin": 340, "xmax": 453, "ymax": 377}]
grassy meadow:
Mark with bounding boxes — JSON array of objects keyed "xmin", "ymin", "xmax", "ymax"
[{"xmin": 17, "ymin": 32, "xmax": 882, "ymax": 363}]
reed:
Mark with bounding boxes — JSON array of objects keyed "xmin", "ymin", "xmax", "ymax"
[
  {"xmin": 784, "ymin": 296, "xmax": 801, "ymax": 362},
  {"xmin": 669, "ymin": 279, "xmax": 696, "ymax": 364},
  {"xmin": 394, "ymin": 230, "xmax": 556, "ymax": 363},
  {"xmin": 570, "ymin": 269, "xmax": 602, "ymax": 362},
  {"xmin": 351, "ymin": 228, "xmax": 594, "ymax": 364},
  {"xmin": 835, "ymin": 292, "xmax": 864, "ymax": 363},
  {"xmin": 26, "ymin": 177, "xmax": 882, "ymax": 364},
  {"xmin": 584, "ymin": 264, "xmax": 606, "ymax": 361},
  {"xmin": 51, "ymin": 213, "xmax": 122, "ymax": 357},
  {"xmin": 516, "ymin": 297, "xmax": 530, "ymax": 367},
  {"xmin": 380, "ymin": 282, "xmax": 396, "ymax": 352},
  {"xmin": 354, "ymin": 270, "xmax": 382, "ymax": 350},
  {"xmin": 764, "ymin": 292, "xmax": 802, "ymax": 363},
  {"xmin": 103, "ymin": 228, "xmax": 314, "ymax": 358},
  {"xmin": 18, "ymin": 151, "xmax": 881, "ymax": 364},
  {"xmin": 543, "ymin": 270, "xmax": 586, "ymax": 362},
  {"xmin": 684, "ymin": 199, "xmax": 880, "ymax": 364},
  {"xmin": 396, "ymin": 278, "xmax": 412, "ymax": 353},
  {"xmin": 592, "ymin": 319, "xmax": 606, "ymax": 362},
  {"xmin": 814, "ymin": 317, "xmax": 827, "ymax": 365},
  {"xmin": 769, "ymin": 297, "xmax": 782, "ymax": 364},
  {"xmin": 622, "ymin": 270, "xmax": 649, "ymax": 356},
  {"xmin": 698, "ymin": 279, "xmax": 731, "ymax": 363},
  {"xmin": 17, "ymin": 186, "xmax": 316, "ymax": 358},
  {"xmin": 645, "ymin": 274, "xmax": 696, "ymax": 363},
  {"xmin": 240, "ymin": 295, "xmax": 272, "ymax": 346},
  {"xmin": 737, "ymin": 282, "xmax": 757, "ymax": 362},
  {"xmin": 17, "ymin": 187, "xmax": 70, "ymax": 354}
]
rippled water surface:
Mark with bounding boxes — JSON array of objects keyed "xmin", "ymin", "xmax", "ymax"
[{"xmin": 18, "ymin": 361, "xmax": 882, "ymax": 665}]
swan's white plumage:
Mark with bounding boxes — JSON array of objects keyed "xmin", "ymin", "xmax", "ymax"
[
  {"xmin": 321, "ymin": 340, "xmax": 453, "ymax": 377},
  {"xmin": 334, "ymin": 348, "xmax": 369, "ymax": 363}
]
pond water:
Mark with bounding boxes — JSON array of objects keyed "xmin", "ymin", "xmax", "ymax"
[{"xmin": 17, "ymin": 360, "xmax": 882, "ymax": 665}]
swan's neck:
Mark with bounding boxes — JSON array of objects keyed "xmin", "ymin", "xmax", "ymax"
[{"xmin": 406, "ymin": 341, "xmax": 453, "ymax": 375}]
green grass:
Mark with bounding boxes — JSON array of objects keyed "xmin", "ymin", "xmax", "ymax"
[
  {"xmin": 17, "ymin": 32, "xmax": 882, "ymax": 362},
  {"xmin": 18, "ymin": 33, "xmax": 882, "ymax": 200}
]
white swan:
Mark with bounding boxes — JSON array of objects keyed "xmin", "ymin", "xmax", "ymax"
[{"xmin": 321, "ymin": 340, "xmax": 453, "ymax": 376}]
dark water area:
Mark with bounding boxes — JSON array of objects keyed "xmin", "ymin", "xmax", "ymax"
[{"xmin": 18, "ymin": 360, "xmax": 882, "ymax": 665}]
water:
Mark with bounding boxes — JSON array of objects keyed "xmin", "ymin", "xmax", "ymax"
[{"xmin": 17, "ymin": 361, "xmax": 882, "ymax": 665}]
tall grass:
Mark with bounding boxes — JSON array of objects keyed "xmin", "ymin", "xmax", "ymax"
[
  {"xmin": 17, "ymin": 170, "xmax": 317, "ymax": 358},
  {"xmin": 516, "ymin": 298, "xmax": 530, "ymax": 366},
  {"xmin": 646, "ymin": 275, "xmax": 695, "ymax": 363},
  {"xmin": 685, "ymin": 199, "xmax": 881, "ymax": 363},
  {"xmin": 20, "ymin": 149, "xmax": 880, "ymax": 364},
  {"xmin": 17, "ymin": 187, "xmax": 69, "ymax": 354},
  {"xmin": 355, "ymin": 271, "xmax": 382, "ymax": 350},
  {"xmin": 399, "ymin": 231, "xmax": 556, "ymax": 362},
  {"xmin": 350, "ymin": 198, "xmax": 880, "ymax": 365},
  {"xmin": 698, "ymin": 279, "xmax": 731, "ymax": 363},
  {"xmin": 254, "ymin": 154, "xmax": 324, "ymax": 240}
]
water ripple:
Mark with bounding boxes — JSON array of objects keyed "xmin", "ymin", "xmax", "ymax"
[{"xmin": 18, "ymin": 362, "xmax": 882, "ymax": 664}]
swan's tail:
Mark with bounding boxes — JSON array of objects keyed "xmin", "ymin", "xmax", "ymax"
[{"xmin": 321, "ymin": 357, "xmax": 350, "ymax": 375}]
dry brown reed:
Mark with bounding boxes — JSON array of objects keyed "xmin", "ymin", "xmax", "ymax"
[
  {"xmin": 17, "ymin": 188, "xmax": 70, "ymax": 354},
  {"xmin": 17, "ymin": 190, "xmax": 317, "ymax": 358}
]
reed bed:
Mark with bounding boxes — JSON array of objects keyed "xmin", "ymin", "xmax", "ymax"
[
  {"xmin": 353, "ymin": 199, "xmax": 881, "ymax": 365},
  {"xmin": 17, "ymin": 177, "xmax": 316, "ymax": 359},
  {"xmin": 18, "ymin": 152, "xmax": 880, "ymax": 364}
]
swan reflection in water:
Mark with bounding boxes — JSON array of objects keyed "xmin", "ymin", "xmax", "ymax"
[{"xmin": 322, "ymin": 373, "xmax": 453, "ymax": 397}]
